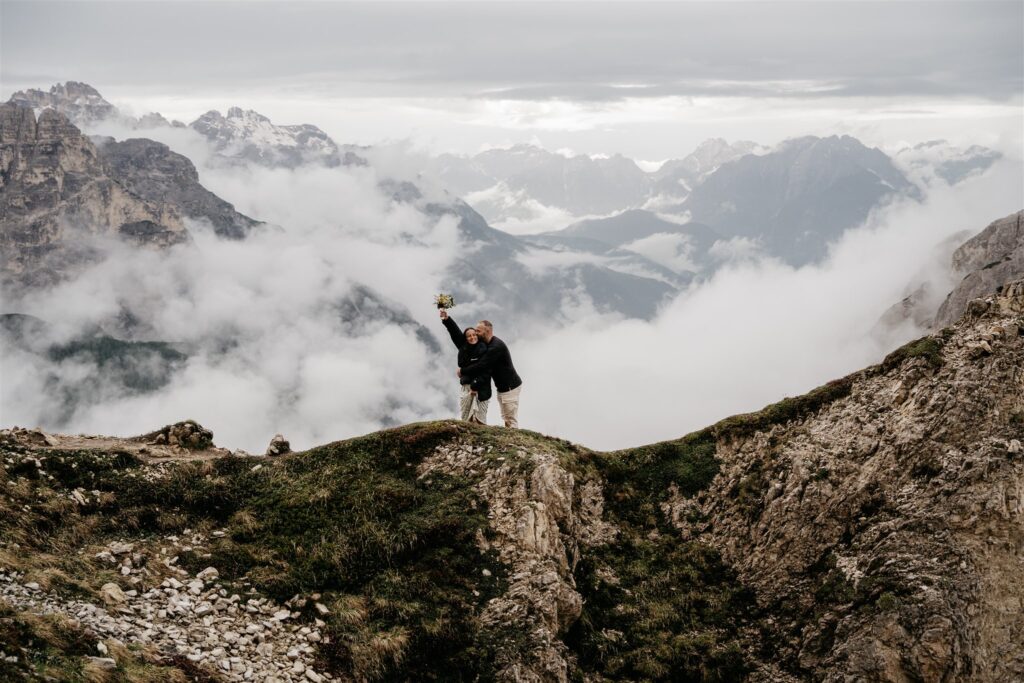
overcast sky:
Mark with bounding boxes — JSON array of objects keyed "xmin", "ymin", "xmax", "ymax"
[{"xmin": 3, "ymin": 1, "xmax": 1022, "ymax": 157}]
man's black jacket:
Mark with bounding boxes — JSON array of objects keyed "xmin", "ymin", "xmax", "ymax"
[
  {"xmin": 460, "ymin": 333, "xmax": 522, "ymax": 393},
  {"xmin": 442, "ymin": 316, "xmax": 493, "ymax": 401}
]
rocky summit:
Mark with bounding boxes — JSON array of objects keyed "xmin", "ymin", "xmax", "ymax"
[
  {"xmin": 1, "ymin": 282, "xmax": 1022, "ymax": 681},
  {"xmin": 0, "ymin": 103, "xmax": 188, "ymax": 289}
]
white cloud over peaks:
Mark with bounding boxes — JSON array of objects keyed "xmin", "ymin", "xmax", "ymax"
[
  {"xmin": 512, "ymin": 158, "xmax": 1023, "ymax": 450},
  {"xmin": 4, "ymin": 135, "xmax": 462, "ymax": 452}
]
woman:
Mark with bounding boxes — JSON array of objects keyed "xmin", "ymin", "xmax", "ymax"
[{"xmin": 440, "ymin": 308, "xmax": 491, "ymax": 423}]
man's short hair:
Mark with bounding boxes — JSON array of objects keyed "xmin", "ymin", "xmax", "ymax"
[{"xmin": 477, "ymin": 320, "xmax": 493, "ymax": 331}]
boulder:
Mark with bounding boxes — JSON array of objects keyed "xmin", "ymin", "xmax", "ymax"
[
  {"xmin": 99, "ymin": 582, "xmax": 127, "ymax": 605},
  {"xmin": 266, "ymin": 434, "xmax": 291, "ymax": 457},
  {"xmin": 139, "ymin": 420, "xmax": 214, "ymax": 450}
]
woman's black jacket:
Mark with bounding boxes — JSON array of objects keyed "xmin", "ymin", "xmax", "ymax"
[{"xmin": 442, "ymin": 316, "xmax": 493, "ymax": 401}]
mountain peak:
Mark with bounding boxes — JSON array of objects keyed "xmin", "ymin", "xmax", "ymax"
[
  {"xmin": 188, "ymin": 106, "xmax": 346, "ymax": 168},
  {"xmin": 7, "ymin": 81, "xmax": 118, "ymax": 126}
]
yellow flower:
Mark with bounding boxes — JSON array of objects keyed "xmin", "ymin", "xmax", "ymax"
[{"xmin": 434, "ymin": 293, "xmax": 456, "ymax": 309}]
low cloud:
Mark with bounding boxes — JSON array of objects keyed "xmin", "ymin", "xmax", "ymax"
[
  {"xmin": 511, "ymin": 159, "xmax": 1023, "ymax": 449},
  {"xmin": 2, "ymin": 136, "xmax": 463, "ymax": 452},
  {"xmin": 2, "ymin": 119, "xmax": 1020, "ymax": 455}
]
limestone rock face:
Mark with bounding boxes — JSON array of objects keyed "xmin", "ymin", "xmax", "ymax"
[
  {"xmin": 97, "ymin": 137, "xmax": 260, "ymax": 239},
  {"xmin": 0, "ymin": 103, "xmax": 188, "ymax": 289},
  {"xmin": 667, "ymin": 281, "xmax": 1024, "ymax": 682},
  {"xmin": 418, "ymin": 445, "xmax": 615, "ymax": 682},
  {"xmin": 935, "ymin": 210, "xmax": 1024, "ymax": 328}
]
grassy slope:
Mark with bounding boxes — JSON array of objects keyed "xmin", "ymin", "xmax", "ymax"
[{"xmin": 0, "ymin": 333, "xmax": 949, "ymax": 682}]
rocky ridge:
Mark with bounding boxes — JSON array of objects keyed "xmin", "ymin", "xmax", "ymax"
[{"xmin": 2, "ymin": 282, "xmax": 1023, "ymax": 681}]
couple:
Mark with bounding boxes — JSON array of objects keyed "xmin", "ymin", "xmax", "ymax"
[{"xmin": 440, "ymin": 309, "xmax": 523, "ymax": 428}]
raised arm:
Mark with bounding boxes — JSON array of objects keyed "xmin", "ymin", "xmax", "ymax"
[{"xmin": 440, "ymin": 312, "xmax": 465, "ymax": 349}]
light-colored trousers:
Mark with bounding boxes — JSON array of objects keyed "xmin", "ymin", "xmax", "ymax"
[
  {"xmin": 497, "ymin": 385, "xmax": 521, "ymax": 428},
  {"xmin": 459, "ymin": 384, "xmax": 488, "ymax": 424}
]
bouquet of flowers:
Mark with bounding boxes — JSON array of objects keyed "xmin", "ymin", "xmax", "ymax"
[{"xmin": 434, "ymin": 293, "xmax": 456, "ymax": 310}]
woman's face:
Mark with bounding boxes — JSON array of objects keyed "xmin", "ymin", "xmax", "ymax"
[{"xmin": 465, "ymin": 328, "xmax": 479, "ymax": 344}]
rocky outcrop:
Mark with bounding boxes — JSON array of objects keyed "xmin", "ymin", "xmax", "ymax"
[
  {"xmin": 418, "ymin": 444, "xmax": 615, "ymax": 682},
  {"xmin": 666, "ymin": 280, "xmax": 1024, "ymax": 681},
  {"xmin": 934, "ymin": 210, "xmax": 1023, "ymax": 328},
  {"xmin": 266, "ymin": 434, "xmax": 291, "ymax": 456},
  {"xmin": 97, "ymin": 137, "xmax": 261, "ymax": 239},
  {"xmin": 0, "ymin": 103, "xmax": 188, "ymax": 288},
  {"xmin": 137, "ymin": 420, "xmax": 216, "ymax": 450}
]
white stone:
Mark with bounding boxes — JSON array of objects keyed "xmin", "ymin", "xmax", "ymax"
[{"xmin": 196, "ymin": 567, "xmax": 219, "ymax": 581}]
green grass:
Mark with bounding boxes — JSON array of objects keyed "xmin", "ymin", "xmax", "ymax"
[
  {"xmin": 711, "ymin": 378, "xmax": 855, "ymax": 442},
  {"xmin": 567, "ymin": 535, "xmax": 753, "ymax": 683},
  {"xmin": 879, "ymin": 335, "xmax": 945, "ymax": 372}
]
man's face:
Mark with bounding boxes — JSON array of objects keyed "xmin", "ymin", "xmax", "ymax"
[{"xmin": 476, "ymin": 322, "xmax": 492, "ymax": 342}]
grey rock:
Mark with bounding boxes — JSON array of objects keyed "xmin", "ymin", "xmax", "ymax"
[
  {"xmin": 97, "ymin": 137, "xmax": 261, "ymax": 239},
  {"xmin": 8, "ymin": 82, "xmax": 118, "ymax": 127},
  {"xmin": 0, "ymin": 103, "xmax": 189, "ymax": 290},
  {"xmin": 934, "ymin": 211, "xmax": 1024, "ymax": 328}
]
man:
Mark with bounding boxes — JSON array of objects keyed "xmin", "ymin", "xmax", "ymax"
[{"xmin": 458, "ymin": 320, "xmax": 523, "ymax": 428}]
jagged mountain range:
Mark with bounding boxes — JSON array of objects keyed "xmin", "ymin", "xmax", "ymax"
[
  {"xmin": 6, "ymin": 82, "xmax": 1005, "ymax": 279},
  {"xmin": 9, "ymin": 82, "xmax": 366, "ymax": 170},
  {"xmin": 421, "ymin": 136, "xmax": 1000, "ymax": 269},
  {"xmin": 1, "ymin": 84, "xmax": 684, "ymax": 327}
]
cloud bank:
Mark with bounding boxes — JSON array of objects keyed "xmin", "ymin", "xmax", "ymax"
[{"xmin": 510, "ymin": 159, "xmax": 1023, "ymax": 449}]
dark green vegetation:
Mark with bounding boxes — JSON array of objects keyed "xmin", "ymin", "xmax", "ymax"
[
  {"xmin": 46, "ymin": 337, "xmax": 187, "ymax": 392},
  {"xmin": 561, "ymin": 433, "xmax": 752, "ymax": 682},
  {"xmin": 879, "ymin": 335, "xmax": 945, "ymax": 371},
  {"xmin": 0, "ymin": 313, "xmax": 188, "ymax": 424},
  {"xmin": 567, "ymin": 535, "xmax": 753, "ymax": 682}
]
